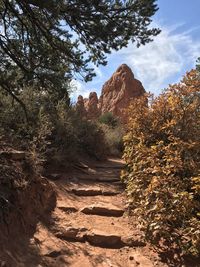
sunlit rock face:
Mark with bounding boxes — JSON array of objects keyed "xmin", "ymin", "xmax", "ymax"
[
  {"xmin": 78, "ymin": 92, "xmax": 100, "ymax": 120},
  {"xmin": 85, "ymin": 92, "xmax": 100, "ymax": 120},
  {"xmin": 99, "ymin": 64, "xmax": 145, "ymax": 120},
  {"xmin": 76, "ymin": 64, "xmax": 145, "ymax": 121}
]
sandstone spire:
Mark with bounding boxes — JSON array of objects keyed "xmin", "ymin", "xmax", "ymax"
[
  {"xmin": 76, "ymin": 64, "xmax": 145, "ymax": 121},
  {"xmin": 99, "ymin": 64, "xmax": 145, "ymax": 119},
  {"xmin": 86, "ymin": 92, "xmax": 100, "ymax": 120},
  {"xmin": 76, "ymin": 95, "xmax": 87, "ymax": 117}
]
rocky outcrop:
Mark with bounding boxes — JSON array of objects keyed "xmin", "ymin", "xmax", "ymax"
[
  {"xmin": 75, "ymin": 64, "xmax": 145, "ymax": 121},
  {"xmin": 99, "ymin": 64, "xmax": 145, "ymax": 119},
  {"xmin": 76, "ymin": 95, "xmax": 87, "ymax": 117},
  {"xmin": 85, "ymin": 92, "xmax": 100, "ymax": 120}
]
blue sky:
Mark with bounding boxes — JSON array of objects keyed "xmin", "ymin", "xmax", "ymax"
[{"xmin": 71, "ymin": 0, "xmax": 200, "ymax": 100}]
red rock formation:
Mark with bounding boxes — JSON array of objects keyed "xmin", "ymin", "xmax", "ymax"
[
  {"xmin": 76, "ymin": 95, "xmax": 87, "ymax": 117},
  {"xmin": 85, "ymin": 92, "xmax": 100, "ymax": 120},
  {"xmin": 99, "ymin": 64, "xmax": 145, "ymax": 119},
  {"xmin": 75, "ymin": 64, "xmax": 145, "ymax": 122}
]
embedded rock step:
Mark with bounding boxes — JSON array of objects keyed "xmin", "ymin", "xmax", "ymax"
[
  {"xmin": 55, "ymin": 227, "xmax": 145, "ymax": 249},
  {"xmin": 80, "ymin": 203, "xmax": 124, "ymax": 217},
  {"xmin": 55, "ymin": 226, "xmax": 88, "ymax": 242},
  {"xmin": 72, "ymin": 187, "xmax": 121, "ymax": 196},
  {"xmin": 86, "ymin": 230, "xmax": 123, "ymax": 248},
  {"xmin": 72, "ymin": 187, "xmax": 101, "ymax": 196},
  {"xmin": 58, "ymin": 206, "xmax": 78, "ymax": 213},
  {"xmin": 57, "ymin": 228, "xmax": 124, "ymax": 248}
]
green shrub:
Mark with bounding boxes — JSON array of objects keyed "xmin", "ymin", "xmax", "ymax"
[
  {"xmin": 99, "ymin": 112, "xmax": 119, "ymax": 128},
  {"xmin": 98, "ymin": 112, "xmax": 124, "ymax": 156},
  {"xmin": 76, "ymin": 120, "xmax": 107, "ymax": 160},
  {"xmin": 100, "ymin": 124, "xmax": 124, "ymax": 156},
  {"xmin": 0, "ymin": 87, "xmax": 107, "ymax": 169},
  {"xmin": 122, "ymin": 69, "xmax": 200, "ymax": 256}
]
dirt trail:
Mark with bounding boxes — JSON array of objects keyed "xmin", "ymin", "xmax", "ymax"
[{"xmin": 19, "ymin": 158, "xmax": 171, "ymax": 267}]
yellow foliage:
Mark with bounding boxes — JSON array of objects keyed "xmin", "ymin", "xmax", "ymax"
[{"xmin": 122, "ymin": 69, "xmax": 200, "ymax": 256}]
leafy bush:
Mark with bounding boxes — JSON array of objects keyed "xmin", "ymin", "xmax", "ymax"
[
  {"xmin": 99, "ymin": 112, "xmax": 119, "ymax": 128},
  {"xmin": 122, "ymin": 69, "xmax": 200, "ymax": 256},
  {"xmin": 76, "ymin": 119, "xmax": 107, "ymax": 160},
  {"xmin": 98, "ymin": 112, "xmax": 124, "ymax": 156},
  {"xmin": 100, "ymin": 124, "xmax": 124, "ymax": 156}
]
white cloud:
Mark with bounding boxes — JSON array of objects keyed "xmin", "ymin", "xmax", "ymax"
[
  {"xmin": 110, "ymin": 23, "xmax": 200, "ymax": 94},
  {"xmin": 70, "ymin": 80, "xmax": 95, "ymax": 102},
  {"xmin": 70, "ymin": 66, "xmax": 103, "ymax": 101},
  {"xmin": 70, "ymin": 22, "xmax": 200, "ymax": 99}
]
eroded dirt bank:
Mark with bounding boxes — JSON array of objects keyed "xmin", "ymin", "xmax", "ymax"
[{"xmin": 0, "ymin": 149, "xmax": 56, "ymax": 267}]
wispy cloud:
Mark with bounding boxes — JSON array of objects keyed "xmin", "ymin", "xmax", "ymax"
[
  {"xmin": 109, "ymin": 23, "xmax": 200, "ymax": 94},
  {"xmin": 70, "ymin": 66, "xmax": 103, "ymax": 101},
  {"xmin": 70, "ymin": 80, "xmax": 92, "ymax": 101},
  {"xmin": 70, "ymin": 22, "xmax": 200, "ymax": 99}
]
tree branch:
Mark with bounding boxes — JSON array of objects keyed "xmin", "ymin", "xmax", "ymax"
[{"xmin": 1, "ymin": 83, "xmax": 28, "ymax": 123}]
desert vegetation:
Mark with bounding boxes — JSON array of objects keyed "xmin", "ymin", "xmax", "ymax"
[
  {"xmin": 99, "ymin": 112, "xmax": 124, "ymax": 156},
  {"xmin": 1, "ymin": 0, "xmax": 200, "ymax": 265},
  {"xmin": 122, "ymin": 68, "xmax": 200, "ymax": 256},
  {"xmin": 0, "ymin": 88, "xmax": 107, "ymax": 165}
]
